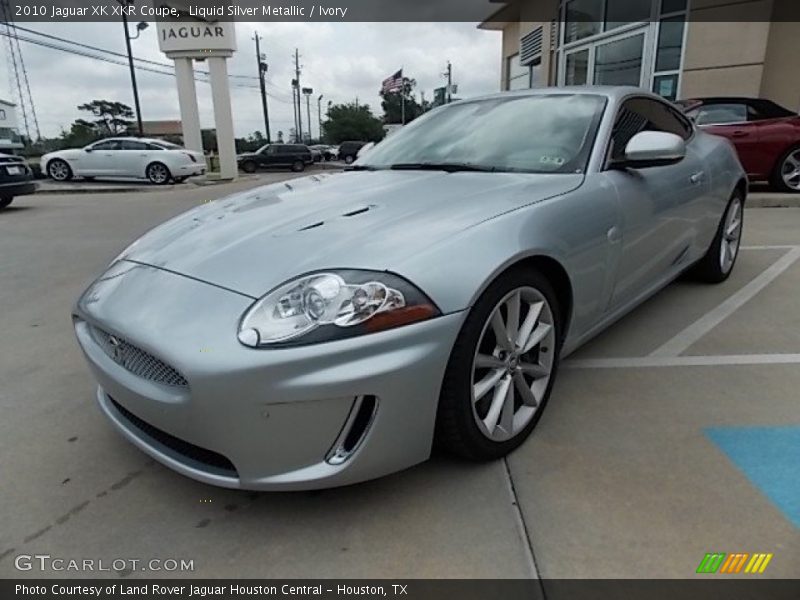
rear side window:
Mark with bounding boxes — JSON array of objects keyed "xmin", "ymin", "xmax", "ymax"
[
  {"xmin": 690, "ymin": 103, "xmax": 747, "ymax": 126},
  {"xmin": 610, "ymin": 97, "xmax": 693, "ymax": 160}
]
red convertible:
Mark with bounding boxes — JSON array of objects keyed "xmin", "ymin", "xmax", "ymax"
[{"xmin": 677, "ymin": 97, "xmax": 800, "ymax": 193}]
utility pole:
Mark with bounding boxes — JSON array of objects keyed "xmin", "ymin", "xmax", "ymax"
[
  {"xmin": 294, "ymin": 48, "xmax": 303, "ymax": 143},
  {"xmin": 302, "ymin": 88, "xmax": 313, "ymax": 143},
  {"xmin": 291, "ymin": 79, "xmax": 299, "ymax": 142},
  {"xmin": 254, "ymin": 33, "xmax": 271, "ymax": 143},
  {"xmin": 119, "ymin": 0, "xmax": 144, "ymax": 136},
  {"xmin": 317, "ymin": 94, "xmax": 323, "ymax": 142}
]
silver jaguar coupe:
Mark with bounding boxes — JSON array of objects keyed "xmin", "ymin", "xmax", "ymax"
[{"xmin": 74, "ymin": 87, "xmax": 745, "ymax": 490}]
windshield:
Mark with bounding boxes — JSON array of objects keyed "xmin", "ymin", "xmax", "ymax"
[{"xmin": 357, "ymin": 94, "xmax": 606, "ymax": 174}]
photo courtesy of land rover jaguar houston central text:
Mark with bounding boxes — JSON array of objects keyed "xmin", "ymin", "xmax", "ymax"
[{"xmin": 73, "ymin": 88, "xmax": 746, "ymax": 490}]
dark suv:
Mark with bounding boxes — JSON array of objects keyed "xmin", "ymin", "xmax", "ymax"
[
  {"xmin": 338, "ymin": 141, "xmax": 367, "ymax": 164},
  {"xmin": 0, "ymin": 153, "xmax": 36, "ymax": 210},
  {"xmin": 237, "ymin": 144, "xmax": 313, "ymax": 173}
]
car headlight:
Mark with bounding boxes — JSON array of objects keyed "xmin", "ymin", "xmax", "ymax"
[{"xmin": 238, "ymin": 270, "xmax": 440, "ymax": 347}]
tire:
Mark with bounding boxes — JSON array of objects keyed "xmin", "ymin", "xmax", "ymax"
[
  {"xmin": 241, "ymin": 161, "xmax": 257, "ymax": 174},
  {"xmin": 291, "ymin": 160, "xmax": 305, "ymax": 172},
  {"xmin": 344, "ymin": 155, "xmax": 355, "ymax": 165},
  {"xmin": 0, "ymin": 196, "xmax": 13, "ymax": 209},
  {"xmin": 146, "ymin": 162, "xmax": 171, "ymax": 185},
  {"xmin": 689, "ymin": 191, "xmax": 744, "ymax": 283},
  {"xmin": 770, "ymin": 145, "xmax": 800, "ymax": 193},
  {"xmin": 174, "ymin": 177, "xmax": 187, "ymax": 184},
  {"xmin": 436, "ymin": 267, "xmax": 563, "ymax": 460},
  {"xmin": 47, "ymin": 159, "xmax": 72, "ymax": 182}
]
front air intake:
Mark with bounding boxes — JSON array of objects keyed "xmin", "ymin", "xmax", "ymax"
[{"xmin": 326, "ymin": 395, "xmax": 378, "ymax": 465}]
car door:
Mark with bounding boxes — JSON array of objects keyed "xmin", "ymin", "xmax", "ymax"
[
  {"xmin": 80, "ymin": 140, "xmax": 121, "ymax": 176},
  {"xmin": 690, "ymin": 102, "xmax": 763, "ymax": 176},
  {"xmin": 118, "ymin": 140, "xmax": 152, "ymax": 177},
  {"xmin": 604, "ymin": 96, "xmax": 709, "ymax": 310},
  {"xmin": 259, "ymin": 145, "xmax": 278, "ymax": 168}
]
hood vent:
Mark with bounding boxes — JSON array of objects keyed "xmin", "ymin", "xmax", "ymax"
[{"xmin": 292, "ymin": 206, "xmax": 376, "ymax": 233}]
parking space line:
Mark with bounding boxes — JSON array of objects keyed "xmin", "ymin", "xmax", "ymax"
[
  {"xmin": 565, "ymin": 353, "xmax": 800, "ymax": 369},
  {"xmin": 649, "ymin": 248, "xmax": 800, "ymax": 357}
]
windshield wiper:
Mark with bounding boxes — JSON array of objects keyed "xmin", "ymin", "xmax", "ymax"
[
  {"xmin": 344, "ymin": 164, "xmax": 378, "ymax": 171},
  {"xmin": 388, "ymin": 162, "xmax": 496, "ymax": 173}
]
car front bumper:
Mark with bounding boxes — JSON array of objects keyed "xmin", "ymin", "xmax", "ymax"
[{"xmin": 73, "ymin": 262, "xmax": 464, "ymax": 490}]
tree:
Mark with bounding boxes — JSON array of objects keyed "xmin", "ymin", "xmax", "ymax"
[
  {"xmin": 322, "ymin": 102, "xmax": 385, "ymax": 144},
  {"xmin": 77, "ymin": 100, "xmax": 134, "ymax": 136},
  {"xmin": 381, "ymin": 77, "xmax": 428, "ymax": 125}
]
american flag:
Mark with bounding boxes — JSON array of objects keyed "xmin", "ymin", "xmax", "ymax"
[{"xmin": 381, "ymin": 69, "xmax": 404, "ymax": 94}]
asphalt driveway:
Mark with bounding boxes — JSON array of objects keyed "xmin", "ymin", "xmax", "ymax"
[{"xmin": 0, "ymin": 181, "xmax": 797, "ymax": 579}]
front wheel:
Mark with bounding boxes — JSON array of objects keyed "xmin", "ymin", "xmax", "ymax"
[
  {"xmin": 436, "ymin": 268, "xmax": 562, "ymax": 460},
  {"xmin": 344, "ymin": 155, "xmax": 355, "ymax": 165},
  {"xmin": 146, "ymin": 162, "xmax": 171, "ymax": 185},
  {"xmin": 291, "ymin": 160, "xmax": 305, "ymax": 172},
  {"xmin": 47, "ymin": 159, "xmax": 72, "ymax": 182},
  {"xmin": 241, "ymin": 161, "xmax": 257, "ymax": 174},
  {"xmin": 689, "ymin": 191, "xmax": 744, "ymax": 283},
  {"xmin": 0, "ymin": 196, "xmax": 13, "ymax": 209}
]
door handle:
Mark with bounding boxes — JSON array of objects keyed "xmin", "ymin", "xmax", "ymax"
[
  {"xmin": 732, "ymin": 131, "xmax": 748, "ymax": 138},
  {"xmin": 690, "ymin": 171, "xmax": 705, "ymax": 185}
]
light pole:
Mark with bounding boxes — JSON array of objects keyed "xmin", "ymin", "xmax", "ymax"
[
  {"xmin": 317, "ymin": 94, "xmax": 323, "ymax": 142},
  {"xmin": 302, "ymin": 87, "xmax": 313, "ymax": 143},
  {"xmin": 254, "ymin": 33, "xmax": 271, "ymax": 143},
  {"xmin": 118, "ymin": 0, "xmax": 147, "ymax": 136}
]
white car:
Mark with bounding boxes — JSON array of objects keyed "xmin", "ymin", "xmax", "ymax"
[{"xmin": 41, "ymin": 138, "xmax": 206, "ymax": 185}]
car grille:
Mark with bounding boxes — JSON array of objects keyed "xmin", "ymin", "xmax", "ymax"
[
  {"xmin": 89, "ymin": 325, "xmax": 188, "ymax": 388},
  {"xmin": 109, "ymin": 397, "xmax": 237, "ymax": 476}
]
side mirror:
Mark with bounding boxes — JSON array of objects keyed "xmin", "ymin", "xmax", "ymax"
[
  {"xmin": 84, "ymin": 147, "xmax": 93, "ymax": 153},
  {"xmin": 615, "ymin": 131, "xmax": 685, "ymax": 169}
]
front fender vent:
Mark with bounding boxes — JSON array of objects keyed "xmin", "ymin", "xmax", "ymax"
[{"xmin": 326, "ymin": 395, "xmax": 378, "ymax": 465}]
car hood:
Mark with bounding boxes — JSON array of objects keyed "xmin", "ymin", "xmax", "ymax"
[{"xmin": 118, "ymin": 170, "xmax": 583, "ymax": 298}]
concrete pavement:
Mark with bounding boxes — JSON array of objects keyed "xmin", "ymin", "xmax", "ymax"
[{"xmin": 0, "ymin": 181, "xmax": 797, "ymax": 579}]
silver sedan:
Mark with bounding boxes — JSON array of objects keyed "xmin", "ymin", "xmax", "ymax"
[{"xmin": 73, "ymin": 87, "xmax": 746, "ymax": 490}]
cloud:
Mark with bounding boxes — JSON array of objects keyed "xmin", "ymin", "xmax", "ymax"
[{"xmin": 0, "ymin": 21, "xmax": 501, "ymax": 140}]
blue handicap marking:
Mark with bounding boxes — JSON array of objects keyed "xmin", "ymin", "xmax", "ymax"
[{"xmin": 705, "ymin": 426, "xmax": 800, "ymax": 529}]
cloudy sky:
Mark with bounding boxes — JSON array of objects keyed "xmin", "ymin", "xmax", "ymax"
[{"xmin": 0, "ymin": 22, "xmax": 501, "ymax": 140}]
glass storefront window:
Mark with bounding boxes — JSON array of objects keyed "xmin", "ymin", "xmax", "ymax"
[
  {"xmin": 564, "ymin": 0, "xmax": 602, "ymax": 43},
  {"xmin": 565, "ymin": 49, "xmax": 589, "ymax": 85},
  {"xmin": 652, "ymin": 74, "xmax": 679, "ymax": 100},
  {"xmin": 605, "ymin": 0, "xmax": 653, "ymax": 32},
  {"xmin": 593, "ymin": 34, "xmax": 645, "ymax": 86},
  {"xmin": 655, "ymin": 16, "xmax": 685, "ymax": 72}
]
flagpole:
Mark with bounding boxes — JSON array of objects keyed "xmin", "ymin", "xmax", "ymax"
[{"xmin": 401, "ymin": 93, "xmax": 405, "ymax": 125}]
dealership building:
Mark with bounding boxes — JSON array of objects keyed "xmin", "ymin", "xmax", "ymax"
[{"xmin": 482, "ymin": 0, "xmax": 800, "ymax": 110}]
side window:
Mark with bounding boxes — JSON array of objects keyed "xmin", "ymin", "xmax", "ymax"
[
  {"xmin": 610, "ymin": 97, "xmax": 692, "ymax": 160},
  {"xmin": 92, "ymin": 140, "xmax": 122, "ymax": 151},
  {"xmin": 265, "ymin": 145, "xmax": 278, "ymax": 154},
  {"xmin": 120, "ymin": 140, "xmax": 147, "ymax": 150},
  {"xmin": 146, "ymin": 143, "xmax": 164, "ymax": 151},
  {"xmin": 692, "ymin": 103, "xmax": 747, "ymax": 126}
]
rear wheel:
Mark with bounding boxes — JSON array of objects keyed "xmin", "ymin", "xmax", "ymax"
[
  {"xmin": 771, "ymin": 145, "xmax": 800, "ymax": 193},
  {"xmin": 291, "ymin": 160, "xmax": 305, "ymax": 172},
  {"xmin": 689, "ymin": 191, "xmax": 744, "ymax": 283},
  {"xmin": 436, "ymin": 268, "xmax": 562, "ymax": 460},
  {"xmin": 146, "ymin": 162, "xmax": 171, "ymax": 185},
  {"xmin": 47, "ymin": 159, "xmax": 72, "ymax": 182},
  {"xmin": 344, "ymin": 155, "xmax": 355, "ymax": 165},
  {"xmin": 0, "ymin": 196, "xmax": 13, "ymax": 209}
]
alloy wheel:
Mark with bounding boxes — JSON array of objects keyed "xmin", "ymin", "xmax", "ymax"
[
  {"xmin": 148, "ymin": 163, "xmax": 169, "ymax": 184},
  {"xmin": 781, "ymin": 150, "xmax": 800, "ymax": 191},
  {"xmin": 49, "ymin": 161, "xmax": 70, "ymax": 181},
  {"xmin": 471, "ymin": 287, "xmax": 556, "ymax": 442},
  {"xmin": 720, "ymin": 197, "xmax": 743, "ymax": 274}
]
